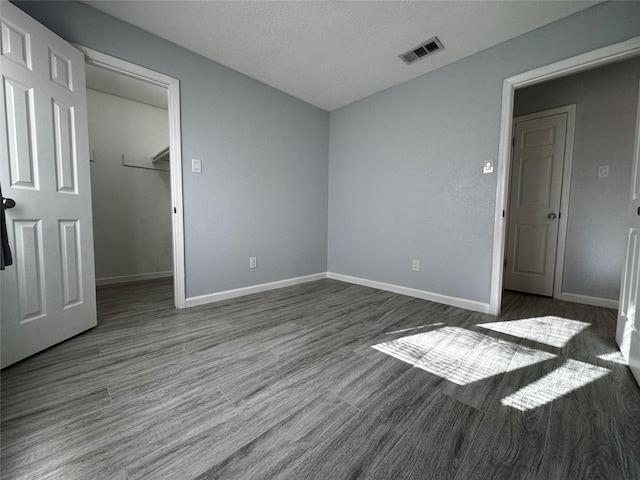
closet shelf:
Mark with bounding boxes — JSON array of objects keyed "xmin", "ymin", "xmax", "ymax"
[{"xmin": 152, "ymin": 147, "xmax": 170, "ymax": 164}]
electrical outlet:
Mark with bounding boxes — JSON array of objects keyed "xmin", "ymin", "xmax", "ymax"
[
  {"xmin": 412, "ymin": 259, "xmax": 420, "ymax": 272},
  {"xmin": 249, "ymin": 257, "xmax": 257, "ymax": 269},
  {"xmin": 597, "ymin": 165, "xmax": 609, "ymax": 178}
]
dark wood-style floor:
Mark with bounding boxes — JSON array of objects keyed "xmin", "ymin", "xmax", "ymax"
[{"xmin": 1, "ymin": 278, "xmax": 639, "ymax": 479}]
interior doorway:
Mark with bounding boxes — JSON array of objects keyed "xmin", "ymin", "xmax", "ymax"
[
  {"xmin": 78, "ymin": 46, "xmax": 186, "ymax": 308},
  {"xmin": 490, "ymin": 37, "xmax": 640, "ymax": 317},
  {"xmin": 86, "ymin": 64, "xmax": 172, "ymax": 288},
  {"xmin": 501, "ymin": 56, "xmax": 639, "ymax": 312}
]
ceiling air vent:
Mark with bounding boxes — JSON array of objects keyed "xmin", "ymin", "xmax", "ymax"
[{"xmin": 400, "ymin": 37, "xmax": 444, "ymax": 65}]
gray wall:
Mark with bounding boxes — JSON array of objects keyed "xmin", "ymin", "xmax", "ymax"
[
  {"xmin": 87, "ymin": 89, "xmax": 173, "ymax": 282},
  {"xmin": 14, "ymin": 1, "xmax": 640, "ymax": 306},
  {"xmin": 328, "ymin": 1, "xmax": 640, "ymax": 303},
  {"xmin": 15, "ymin": 1, "xmax": 330, "ymax": 298},
  {"xmin": 513, "ymin": 58, "xmax": 640, "ymax": 301}
]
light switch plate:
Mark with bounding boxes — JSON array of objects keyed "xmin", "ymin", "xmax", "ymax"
[
  {"xmin": 597, "ymin": 166, "xmax": 609, "ymax": 178},
  {"xmin": 192, "ymin": 159, "xmax": 202, "ymax": 173},
  {"xmin": 483, "ymin": 159, "xmax": 494, "ymax": 174}
]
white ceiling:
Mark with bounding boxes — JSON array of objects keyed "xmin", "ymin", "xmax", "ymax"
[{"xmin": 84, "ymin": 0, "xmax": 601, "ymax": 112}]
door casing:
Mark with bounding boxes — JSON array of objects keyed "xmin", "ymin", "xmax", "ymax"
[
  {"xmin": 76, "ymin": 45, "xmax": 186, "ymax": 309},
  {"xmin": 490, "ymin": 36, "xmax": 640, "ymax": 316}
]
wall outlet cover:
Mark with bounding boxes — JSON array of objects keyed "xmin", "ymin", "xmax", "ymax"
[
  {"xmin": 483, "ymin": 159, "xmax": 494, "ymax": 174},
  {"xmin": 597, "ymin": 165, "xmax": 609, "ymax": 178}
]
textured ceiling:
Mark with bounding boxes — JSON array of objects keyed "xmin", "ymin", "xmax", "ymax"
[{"xmin": 84, "ymin": 1, "xmax": 601, "ymax": 111}]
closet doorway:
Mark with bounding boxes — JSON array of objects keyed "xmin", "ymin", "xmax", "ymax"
[{"xmin": 80, "ymin": 47, "xmax": 186, "ymax": 308}]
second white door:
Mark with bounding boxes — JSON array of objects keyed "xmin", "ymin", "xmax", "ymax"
[
  {"xmin": 504, "ymin": 111, "xmax": 568, "ymax": 297},
  {"xmin": 616, "ymin": 79, "xmax": 640, "ymax": 387}
]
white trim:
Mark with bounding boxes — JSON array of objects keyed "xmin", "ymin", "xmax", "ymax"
[
  {"xmin": 552, "ymin": 106, "xmax": 576, "ymax": 301},
  {"xmin": 96, "ymin": 271, "xmax": 173, "ymax": 287},
  {"xmin": 185, "ymin": 273, "xmax": 328, "ymax": 308},
  {"xmin": 75, "ymin": 45, "xmax": 187, "ymax": 309},
  {"xmin": 509, "ymin": 105, "xmax": 576, "ymax": 300},
  {"xmin": 490, "ymin": 36, "xmax": 640, "ymax": 316},
  {"xmin": 327, "ymin": 273, "xmax": 491, "ymax": 314},
  {"xmin": 557, "ymin": 292, "xmax": 619, "ymax": 310}
]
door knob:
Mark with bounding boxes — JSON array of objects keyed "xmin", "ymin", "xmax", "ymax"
[
  {"xmin": 2, "ymin": 197, "xmax": 15, "ymax": 209},
  {"xmin": 547, "ymin": 212, "xmax": 557, "ymax": 220}
]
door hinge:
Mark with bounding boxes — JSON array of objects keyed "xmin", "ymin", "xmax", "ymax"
[
  {"xmin": 174, "ymin": 207, "xmax": 177, "ymax": 214},
  {"xmin": 502, "ymin": 210, "xmax": 505, "ymax": 218},
  {"xmin": 504, "ymin": 258, "xmax": 507, "ymax": 268},
  {"xmin": 512, "ymin": 137, "xmax": 515, "ymax": 147}
]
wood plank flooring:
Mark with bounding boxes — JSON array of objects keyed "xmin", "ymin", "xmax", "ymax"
[{"xmin": 2, "ymin": 278, "xmax": 639, "ymax": 479}]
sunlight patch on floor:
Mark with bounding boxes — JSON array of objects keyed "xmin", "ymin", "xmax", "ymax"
[
  {"xmin": 372, "ymin": 327, "xmax": 556, "ymax": 385},
  {"xmin": 501, "ymin": 359, "xmax": 610, "ymax": 411},
  {"xmin": 478, "ymin": 316, "xmax": 590, "ymax": 348},
  {"xmin": 597, "ymin": 351, "xmax": 628, "ymax": 365},
  {"xmin": 372, "ymin": 326, "xmax": 455, "ymax": 366}
]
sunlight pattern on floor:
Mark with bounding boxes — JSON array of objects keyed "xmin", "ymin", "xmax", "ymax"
[
  {"xmin": 501, "ymin": 359, "xmax": 610, "ymax": 411},
  {"xmin": 372, "ymin": 327, "xmax": 557, "ymax": 385},
  {"xmin": 597, "ymin": 351, "xmax": 628, "ymax": 365},
  {"xmin": 372, "ymin": 327, "xmax": 455, "ymax": 366},
  {"xmin": 478, "ymin": 316, "xmax": 590, "ymax": 348}
]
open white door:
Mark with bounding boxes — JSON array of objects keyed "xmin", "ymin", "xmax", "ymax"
[
  {"xmin": 0, "ymin": 1, "xmax": 96, "ymax": 367},
  {"xmin": 617, "ymin": 80, "xmax": 640, "ymax": 387},
  {"xmin": 504, "ymin": 112, "xmax": 567, "ymax": 297}
]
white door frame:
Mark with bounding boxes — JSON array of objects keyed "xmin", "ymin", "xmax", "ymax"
[
  {"xmin": 490, "ymin": 36, "xmax": 640, "ymax": 316},
  {"xmin": 508, "ymin": 105, "xmax": 576, "ymax": 300},
  {"xmin": 76, "ymin": 45, "xmax": 186, "ymax": 309}
]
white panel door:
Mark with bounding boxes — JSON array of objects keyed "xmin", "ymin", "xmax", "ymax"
[
  {"xmin": 616, "ymin": 81, "xmax": 640, "ymax": 387},
  {"xmin": 0, "ymin": 1, "xmax": 96, "ymax": 367},
  {"xmin": 504, "ymin": 113, "xmax": 567, "ymax": 297}
]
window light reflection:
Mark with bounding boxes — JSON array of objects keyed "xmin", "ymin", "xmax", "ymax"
[
  {"xmin": 597, "ymin": 351, "xmax": 627, "ymax": 365},
  {"xmin": 478, "ymin": 316, "xmax": 589, "ymax": 348},
  {"xmin": 372, "ymin": 327, "xmax": 556, "ymax": 385},
  {"xmin": 501, "ymin": 359, "xmax": 610, "ymax": 411}
]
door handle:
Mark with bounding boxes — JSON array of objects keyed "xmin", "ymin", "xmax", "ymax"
[
  {"xmin": 547, "ymin": 212, "xmax": 557, "ymax": 220},
  {"xmin": 2, "ymin": 197, "xmax": 16, "ymax": 209}
]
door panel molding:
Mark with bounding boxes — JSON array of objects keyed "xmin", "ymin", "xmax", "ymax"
[{"xmin": 14, "ymin": 219, "xmax": 45, "ymax": 322}]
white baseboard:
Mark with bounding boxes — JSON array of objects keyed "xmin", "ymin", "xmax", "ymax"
[
  {"xmin": 96, "ymin": 271, "xmax": 173, "ymax": 286},
  {"xmin": 556, "ymin": 292, "xmax": 619, "ymax": 310},
  {"xmin": 185, "ymin": 273, "xmax": 328, "ymax": 308},
  {"xmin": 327, "ymin": 272, "xmax": 492, "ymax": 314}
]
